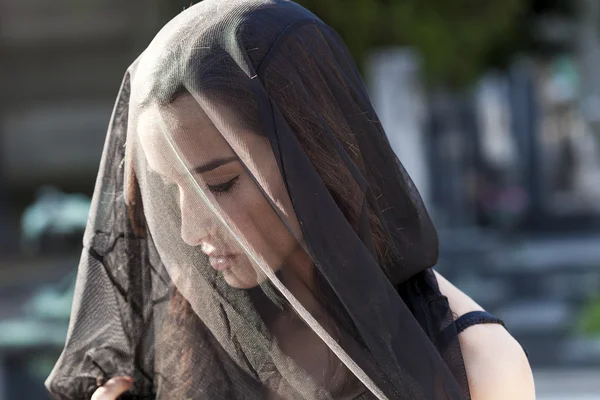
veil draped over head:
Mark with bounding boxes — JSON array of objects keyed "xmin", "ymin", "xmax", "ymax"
[{"xmin": 46, "ymin": 1, "xmax": 470, "ymax": 399}]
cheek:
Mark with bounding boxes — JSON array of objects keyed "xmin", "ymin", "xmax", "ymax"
[
  {"xmin": 262, "ymin": 168, "xmax": 303, "ymax": 242},
  {"xmin": 218, "ymin": 178, "xmax": 299, "ymax": 261},
  {"xmin": 246, "ymin": 179, "xmax": 301, "ymax": 258}
]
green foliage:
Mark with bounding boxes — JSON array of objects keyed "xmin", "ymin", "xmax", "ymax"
[
  {"xmin": 577, "ymin": 296, "xmax": 600, "ymax": 338},
  {"xmin": 296, "ymin": 0, "xmax": 527, "ymax": 87}
]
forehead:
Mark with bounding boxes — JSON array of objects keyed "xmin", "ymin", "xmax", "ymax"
[
  {"xmin": 138, "ymin": 94, "xmax": 223, "ymax": 142},
  {"xmin": 136, "ymin": 95, "xmax": 235, "ymax": 173},
  {"xmin": 135, "ymin": 94, "xmax": 276, "ymax": 177}
]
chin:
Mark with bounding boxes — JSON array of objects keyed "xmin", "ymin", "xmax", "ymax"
[
  {"xmin": 221, "ymin": 257, "xmax": 283, "ymax": 289},
  {"xmin": 222, "ymin": 270, "xmax": 260, "ymax": 289}
]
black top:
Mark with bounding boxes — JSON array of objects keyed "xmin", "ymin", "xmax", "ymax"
[{"xmin": 350, "ymin": 312, "xmax": 510, "ymax": 399}]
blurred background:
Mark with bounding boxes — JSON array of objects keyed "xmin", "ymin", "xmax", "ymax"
[{"xmin": 1, "ymin": 0, "xmax": 599, "ymax": 398}]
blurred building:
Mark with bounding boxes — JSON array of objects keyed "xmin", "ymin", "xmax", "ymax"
[{"xmin": 369, "ymin": 49, "xmax": 600, "ymax": 368}]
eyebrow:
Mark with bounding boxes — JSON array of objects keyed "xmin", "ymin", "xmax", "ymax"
[{"xmin": 191, "ymin": 156, "xmax": 239, "ymax": 174}]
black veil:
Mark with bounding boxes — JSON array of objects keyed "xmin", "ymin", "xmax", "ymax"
[{"xmin": 46, "ymin": 1, "xmax": 470, "ymax": 399}]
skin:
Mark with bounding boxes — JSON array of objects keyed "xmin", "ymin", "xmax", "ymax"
[
  {"xmin": 435, "ymin": 272, "xmax": 536, "ymax": 400},
  {"xmin": 91, "ymin": 377, "xmax": 132, "ymax": 400},
  {"xmin": 138, "ymin": 94, "xmax": 312, "ymax": 289},
  {"xmin": 139, "ymin": 94, "xmax": 349, "ymax": 394},
  {"xmin": 94, "ymin": 94, "xmax": 535, "ymax": 399}
]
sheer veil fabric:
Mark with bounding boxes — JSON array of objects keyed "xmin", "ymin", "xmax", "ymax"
[{"xmin": 46, "ymin": 1, "xmax": 470, "ymax": 399}]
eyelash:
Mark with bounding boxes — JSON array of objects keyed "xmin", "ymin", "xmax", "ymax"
[{"xmin": 207, "ymin": 176, "xmax": 240, "ymax": 195}]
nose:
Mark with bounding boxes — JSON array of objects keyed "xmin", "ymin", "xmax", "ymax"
[{"xmin": 179, "ymin": 187, "xmax": 218, "ymax": 247}]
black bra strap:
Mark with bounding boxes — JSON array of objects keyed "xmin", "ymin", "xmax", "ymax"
[
  {"xmin": 454, "ymin": 311, "xmax": 505, "ymax": 334},
  {"xmin": 449, "ymin": 311, "xmax": 529, "ymax": 359}
]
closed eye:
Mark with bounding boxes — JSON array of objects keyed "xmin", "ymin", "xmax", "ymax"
[{"xmin": 207, "ymin": 176, "xmax": 240, "ymax": 195}]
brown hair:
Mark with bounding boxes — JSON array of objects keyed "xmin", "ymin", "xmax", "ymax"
[{"xmin": 126, "ymin": 23, "xmax": 393, "ymax": 396}]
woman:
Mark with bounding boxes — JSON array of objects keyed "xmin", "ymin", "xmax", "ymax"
[{"xmin": 47, "ymin": 0, "xmax": 534, "ymax": 399}]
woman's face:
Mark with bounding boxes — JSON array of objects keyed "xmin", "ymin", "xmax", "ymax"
[{"xmin": 138, "ymin": 94, "xmax": 307, "ymax": 288}]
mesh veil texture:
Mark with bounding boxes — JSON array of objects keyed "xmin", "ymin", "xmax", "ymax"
[{"xmin": 46, "ymin": 1, "xmax": 470, "ymax": 399}]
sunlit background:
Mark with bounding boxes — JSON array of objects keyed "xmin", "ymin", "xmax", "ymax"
[{"xmin": 1, "ymin": 0, "xmax": 599, "ymax": 399}]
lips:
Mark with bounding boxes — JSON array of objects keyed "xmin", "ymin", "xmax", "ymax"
[{"xmin": 208, "ymin": 254, "xmax": 237, "ymax": 271}]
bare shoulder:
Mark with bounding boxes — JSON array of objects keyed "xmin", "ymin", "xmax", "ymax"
[
  {"xmin": 458, "ymin": 322, "xmax": 535, "ymax": 400},
  {"xmin": 434, "ymin": 271, "xmax": 536, "ymax": 400}
]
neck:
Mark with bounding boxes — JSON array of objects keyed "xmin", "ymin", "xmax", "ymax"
[{"xmin": 278, "ymin": 245, "xmax": 327, "ymax": 321}]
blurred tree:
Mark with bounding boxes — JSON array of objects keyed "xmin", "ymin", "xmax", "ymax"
[
  {"xmin": 577, "ymin": 296, "xmax": 600, "ymax": 337},
  {"xmin": 295, "ymin": 0, "xmax": 527, "ymax": 87}
]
